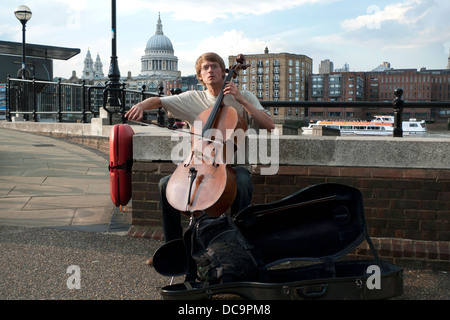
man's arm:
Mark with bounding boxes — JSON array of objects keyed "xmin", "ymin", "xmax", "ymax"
[
  {"xmin": 125, "ymin": 96, "xmax": 163, "ymax": 121},
  {"xmin": 224, "ymin": 81, "xmax": 275, "ymax": 131}
]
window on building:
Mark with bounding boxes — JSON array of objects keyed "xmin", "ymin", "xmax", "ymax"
[{"xmin": 329, "ymin": 112, "xmax": 341, "ymax": 117}]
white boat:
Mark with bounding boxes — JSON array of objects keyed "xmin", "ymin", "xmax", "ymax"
[{"xmin": 301, "ymin": 115, "xmax": 427, "ymax": 136}]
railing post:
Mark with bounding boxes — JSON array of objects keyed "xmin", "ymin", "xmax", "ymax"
[
  {"xmin": 393, "ymin": 88, "xmax": 404, "ymax": 138},
  {"xmin": 21, "ymin": 78, "xmax": 26, "ymax": 120},
  {"xmin": 32, "ymin": 77, "xmax": 37, "ymax": 122},
  {"xmin": 141, "ymin": 84, "xmax": 146, "ymax": 100},
  {"xmin": 57, "ymin": 78, "xmax": 62, "ymax": 122},
  {"xmin": 169, "ymin": 88, "xmax": 182, "ymax": 128},
  {"xmin": 140, "ymin": 84, "xmax": 147, "ymax": 121},
  {"xmin": 6, "ymin": 75, "xmax": 11, "ymax": 122},
  {"xmin": 81, "ymin": 80, "xmax": 87, "ymax": 123},
  {"xmin": 120, "ymin": 83, "xmax": 126, "ymax": 123},
  {"xmin": 157, "ymin": 85, "xmax": 165, "ymax": 125}
]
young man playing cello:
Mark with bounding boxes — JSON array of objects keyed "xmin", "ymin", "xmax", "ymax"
[{"xmin": 125, "ymin": 52, "xmax": 274, "ymax": 266}]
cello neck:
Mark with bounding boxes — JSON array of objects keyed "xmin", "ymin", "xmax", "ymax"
[
  {"xmin": 201, "ymin": 54, "xmax": 249, "ymax": 137},
  {"xmin": 201, "ymin": 70, "xmax": 235, "ymax": 136}
]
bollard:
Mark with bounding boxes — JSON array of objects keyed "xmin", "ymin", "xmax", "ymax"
[
  {"xmin": 157, "ymin": 85, "xmax": 165, "ymax": 125},
  {"xmin": 393, "ymin": 88, "xmax": 404, "ymax": 137},
  {"xmin": 170, "ymin": 88, "xmax": 183, "ymax": 128}
]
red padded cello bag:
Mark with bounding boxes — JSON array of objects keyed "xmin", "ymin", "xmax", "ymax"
[{"xmin": 109, "ymin": 124, "xmax": 134, "ymax": 207}]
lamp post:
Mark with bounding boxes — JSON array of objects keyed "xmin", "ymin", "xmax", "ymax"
[
  {"xmin": 107, "ymin": 0, "xmax": 121, "ymax": 107},
  {"xmin": 14, "ymin": 5, "xmax": 32, "ymax": 79}
]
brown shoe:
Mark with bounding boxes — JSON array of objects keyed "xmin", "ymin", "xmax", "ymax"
[{"xmin": 145, "ymin": 257, "xmax": 154, "ymax": 267}]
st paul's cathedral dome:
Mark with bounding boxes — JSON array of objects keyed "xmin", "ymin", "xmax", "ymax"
[{"xmin": 140, "ymin": 14, "xmax": 179, "ymax": 80}]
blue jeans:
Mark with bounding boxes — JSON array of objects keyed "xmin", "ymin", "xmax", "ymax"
[{"xmin": 158, "ymin": 167, "xmax": 253, "ymax": 242}]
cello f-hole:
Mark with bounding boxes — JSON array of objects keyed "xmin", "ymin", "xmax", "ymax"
[{"xmin": 183, "ymin": 152, "xmax": 194, "ymax": 167}]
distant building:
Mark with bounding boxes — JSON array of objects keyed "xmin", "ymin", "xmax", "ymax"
[
  {"xmin": 72, "ymin": 14, "xmax": 184, "ymax": 95},
  {"xmin": 308, "ymin": 64, "xmax": 450, "ymax": 122},
  {"xmin": 125, "ymin": 13, "xmax": 181, "ymax": 94},
  {"xmin": 139, "ymin": 13, "xmax": 180, "ymax": 81},
  {"xmin": 365, "ymin": 67, "xmax": 450, "ymax": 103},
  {"xmin": 0, "ymin": 40, "xmax": 79, "ymax": 82},
  {"xmin": 81, "ymin": 49, "xmax": 104, "ymax": 82},
  {"xmin": 318, "ymin": 59, "xmax": 333, "ymax": 74},
  {"xmin": 335, "ymin": 63, "xmax": 350, "ymax": 72},
  {"xmin": 310, "ymin": 72, "xmax": 365, "ymax": 102},
  {"xmin": 372, "ymin": 61, "xmax": 392, "ymax": 72},
  {"xmin": 447, "ymin": 49, "xmax": 450, "ymax": 70},
  {"xmin": 309, "ymin": 71, "xmax": 366, "ymax": 119},
  {"xmin": 229, "ymin": 48, "xmax": 313, "ymax": 122},
  {"xmin": 94, "ymin": 53, "xmax": 104, "ymax": 79}
]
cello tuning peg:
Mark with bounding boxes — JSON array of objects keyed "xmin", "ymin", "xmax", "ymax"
[{"xmin": 236, "ymin": 54, "xmax": 245, "ymax": 64}]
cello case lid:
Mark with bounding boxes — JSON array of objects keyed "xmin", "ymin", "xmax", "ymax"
[
  {"xmin": 153, "ymin": 183, "xmax": 375, "ymax": 276},
  {"xmin": 233, "ymin": 183, "xmax": 371, "ymax": 268}
]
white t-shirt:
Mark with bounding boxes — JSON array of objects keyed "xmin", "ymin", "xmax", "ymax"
[{"xmin": 160, "ymin": 89, "xmax": 270, "ymax": 130}]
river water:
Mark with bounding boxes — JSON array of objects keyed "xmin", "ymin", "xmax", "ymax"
[{"xmin": 422, "ymin": 130, "xmax": 450, "ymax": 138}]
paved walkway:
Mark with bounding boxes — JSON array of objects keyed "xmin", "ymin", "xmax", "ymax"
[
  {"xmin": 0, "ymin": 127, "xmax": 171, "ymax": 300},
  {"xmin": 0, "ymin": 127, "xmax": 130, "ymax": 232}
]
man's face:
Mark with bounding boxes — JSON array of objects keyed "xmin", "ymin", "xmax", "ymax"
[{"xmin": 199, "ymin": 60, "xmax": 225, "ymax": 86}]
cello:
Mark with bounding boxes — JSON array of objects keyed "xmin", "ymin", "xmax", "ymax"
[{"xmin": 165, "ymin": 54, "xmax": 250, "ymax": 217}]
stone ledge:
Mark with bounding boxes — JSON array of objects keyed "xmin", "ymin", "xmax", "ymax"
[
  {"xmin": 133, "ymin": 131, "xmax": 450, "ymax": 169},
  {"xmin": 3, "ymin": 121, "xmax": 449, "ymax": 170}
]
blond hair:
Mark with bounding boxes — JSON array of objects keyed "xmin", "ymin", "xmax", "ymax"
[{"xmin": 195, "ymin": 52, "xmax": 226, "ymax": 85}]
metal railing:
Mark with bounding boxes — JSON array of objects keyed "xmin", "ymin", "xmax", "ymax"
[
  {"xmin": 7, "ymin": 77, "xmax": 93, "ymax": 122},
  {"xmin": 6, "ymin": 77, "xmax": 162, "ymax": 123},
  {"xmin": 5, "ymin": 77, "xmax": 450, "ymax": 127}
]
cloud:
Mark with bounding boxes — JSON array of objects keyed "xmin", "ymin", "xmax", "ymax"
[
  {"xmin": 175, "ymin": 29, "xmax": 286, "ymax": 75},
  {"xmin": 340, "ymin": 0, "xmax": 433, "ymax": 32},
  {"xmin": 44, "ymin": 0, "xmax": 89, "ymax": 10},
  {"xmin": 0, "ymin": 24, "xmax": 20, "ymax": 40},
  {"xmin": 327, "ymin": 0, "xmax": 450, "ymax": 63},
  {"xmin": 117, "ymin": 0, "xmax": 339, "ymax": 23}
]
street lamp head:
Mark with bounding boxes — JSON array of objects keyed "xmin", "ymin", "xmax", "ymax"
[{"xmin": 14, "ymin": 5, "xmax": 32, "ymax": 23}]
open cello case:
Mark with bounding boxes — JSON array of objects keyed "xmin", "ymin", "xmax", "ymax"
[{"xmin": 153, "ymin": 183, "xmax": 404, "ymax": 300}]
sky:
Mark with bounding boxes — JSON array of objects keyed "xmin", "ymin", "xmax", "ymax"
[{"xmin": 1, "ymin": 0, "xmax": 449, "ymax": 79}]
